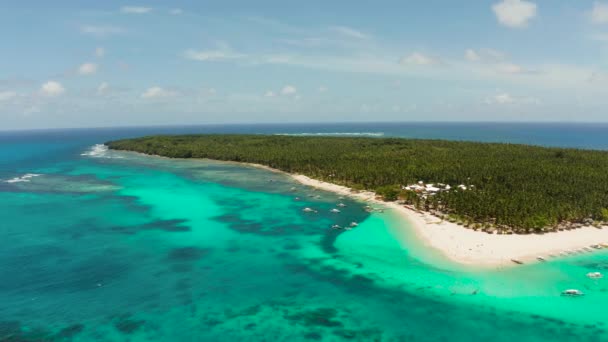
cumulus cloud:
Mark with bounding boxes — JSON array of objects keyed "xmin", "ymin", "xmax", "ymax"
[
  {"xmin": 141, "ymin": 86, "xmax": 177, "ymax": 99},
  {"xmin": 591, "ymin": 2, "xmax": 608, "ymax": 24},
  {"xmin": 120, "ymin": 6, "xmax": 152, "ymax": 14},
  {"xmin": 318, "ymin": 86, "xmax": 328, "ymax": 92},
  {"xmin": 78, "ymin": 63, "xmax": 98, "ymax": 75},
  {"xmin": 95, "ymin": 47, "xmax": 105, "ymax": 58},
  {"xmin": 280, "ymin": 85, "xmax": 297, "ymax": 95},
  {"xmin": 264, "ymin": 91, "xmax": 276, "ymax": 97},
  {"xmin": 399, "ymin": 52, "xmax": 441, "ymax": 66},
  {"xmin": 80, "ymin": 25, "xmax": 125, "ymax": 38},
  {"xmin": 492, "ymin": 0, "xmax": 537, "ymax": 28},
  {"xmin": 330, "ymin": 26, "xmax": 369, "ymax": 39},
  {"xmin": 40, "ymin": 81, "xmax": 65, "ymax": 97}
]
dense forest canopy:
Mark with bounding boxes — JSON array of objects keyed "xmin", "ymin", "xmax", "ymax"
[{"xmin": 107, "ymin": 135, "xmax": 608, "ymax": 232}]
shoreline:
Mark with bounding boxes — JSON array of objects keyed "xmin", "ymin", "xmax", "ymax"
[
  {"xmin": 108, "ymin": 148, "xmax": 608, "ymax": 268},
  {"xmin": 243, "ymin": 163, "xmax": 608, "ymax": 268}
]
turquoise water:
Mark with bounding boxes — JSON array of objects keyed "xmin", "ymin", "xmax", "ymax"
[{"xmin": 1, "ymin": 128, "xmax": 608, "ymax": 341}]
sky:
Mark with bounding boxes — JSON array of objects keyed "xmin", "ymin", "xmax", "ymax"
[{"xmin": 2, "ymin": 0, "xmax": 608, "ymax": 130}]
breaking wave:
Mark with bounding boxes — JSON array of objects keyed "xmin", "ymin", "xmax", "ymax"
[
  {"xmin": 4, "ymin": 173, "xmax": 42, "ymax": 183},
  {"xmin": 81, "ymin": 144, "xmax": 123, "ymax": 159}
]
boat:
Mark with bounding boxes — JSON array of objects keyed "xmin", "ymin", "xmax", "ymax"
[
  {"xmin": 330, "ymin": 209, "xmax": 341, "ymax": 213},
  {"xmin": 302, "ymin": 207, "xmax": 316, "ymax": 213},
  {"xmin": 349, "ymin": 222, "xmax": 359, "ymax": 227},
  {"xmin": 511, "ymin": 259, "xmax": 524, "ymax": 265},
  {"xmin": 294, "ymin": 197, "xmax": 300, "ymax": 201},
  {"xmin": 561, "ymin": 289, "xmax": 584, "ymax": 297},
  {"xmin": 591, "ymin": 244, "xmax": 602, "ymax": 250},
  {"xmin": 337, "ymin": 203, "xmax": 347, "ymax": 207},
  {"xmin": 586, "ymin": 272, "xmax": 603, "ymax": 279},
  {"xmin": 536, "ymin": 256, "xmax": 546, "ymax": 262},
  {"xmin": 331, "ymin": 224, "xmax": 342, "ymax": 230}
]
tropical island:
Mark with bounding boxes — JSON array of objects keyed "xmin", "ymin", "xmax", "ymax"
[{"xmin": 107, "ymin": 134, "xmax": 608, "ymax": 265}]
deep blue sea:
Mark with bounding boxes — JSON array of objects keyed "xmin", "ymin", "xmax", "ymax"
[{"xmin": 1, "ymin": 122, "xmax": 607, "ymax": 341}]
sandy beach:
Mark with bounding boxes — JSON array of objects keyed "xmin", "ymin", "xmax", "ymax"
[{"xmin": 249, "ymin": 164, "xmax": 608, "ymax": 267}]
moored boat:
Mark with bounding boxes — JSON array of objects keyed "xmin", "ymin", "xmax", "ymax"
[
  {"xmin": 586, "ymin": 272, "xmax": 603, "ymax": 279},
  {"xmin": 561, "ymin": 289, "xmax": 584, "ymax": 297}
]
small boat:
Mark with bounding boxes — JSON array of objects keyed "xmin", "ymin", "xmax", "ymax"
[
  {"xmin": 302, "ymin": 207, "xmax": 316, "ymax": 213},
  {"xmin": 314, "ymin": 195, "xmax": 321, "ymax": 199},
  {"xmin": 344, "ymin": 226, "xmax": 353, "ymax": 231},
  {"xmin": 290, "ymin": 187, "xmax": 297, "ymax": 191},
  {"xmin": 349, "ymin": 222, "xmax": 359, "ymax": 227},
  {"xmin": 337, "ymin": 203, "xmax": 347, "ymax": 207},
  {"xmin": 511, "ymin": 259, "xmax": 524, "ymax": 265},
  {"xmin": 294, "ymin": 197, "xmax": 300, "ymax": 201},
  {"xmin": 536, "ymin": 256, "xmax": 546, "ymax": 262},
  {"xmin": 591, "ymin": 244, "xmax": 602, "ymax": 250},
  {"xmin": 586, "ymin": 272, "xmax": 603, "ymax": 279},
  {"xmin": 561, "ymin": 289, "xmax": 584, "ymax": 297},
  {"xmin": 331, "ymin": 224, "xmax": 342, "ymax": 230},
  {"xmin": 330, "ymin": 209, "xmax": 341, "ymax": 213}
]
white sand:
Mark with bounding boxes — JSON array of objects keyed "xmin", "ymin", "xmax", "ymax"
[{"xmin": 267, "ymin": 168, "xmax": 608, "ymax": 268}]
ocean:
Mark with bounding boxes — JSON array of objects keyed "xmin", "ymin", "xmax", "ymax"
[{"xmin": 1, "ymin": 122, "xmax": 607, "ymax": 341}]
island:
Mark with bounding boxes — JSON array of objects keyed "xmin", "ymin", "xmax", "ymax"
[{"xmin": 107, "ymin": 134, "xmax": 608, "ymax": 266}]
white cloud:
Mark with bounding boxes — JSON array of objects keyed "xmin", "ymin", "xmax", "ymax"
[
  {"xmin": 496, "ymin": 62, "xmax": 529, "ymax": 74},
  {"xmin": 399, "ymin": 52, "xmax": 441, "ymax": 66},
  {"xmin": 40, "ymin": 81, "xmax": 65, "ymax": 97},
  {"xmin": 330, "ymin": 26, "xmax": 369, "ymax": 39},
  {"xmin": 280, "ymin": 85, "xmax": 297, "ymax": 95},
  {"xmin": 0, "ymin": 91, "xmax": 17, "ymax": 102},
  {"xmin": 485, "ymin": 92, "xmax": 540, "ymax": 105},
  {"xmin": 492, "ymin": 0, "xmax": 537, "ymax": 28},
  {"xmin": 264, "ymin": 91, "xmax": 276, "ymax": 97},
  {"xmin": 78, "ymin": 63, "xmax": 98, "ymax": 75},
  {"xmin": 141, "ymin": 86, "xmax": 177, "ymax": 99},
  {"xmin": 97, "ymin": 82, "xmax": 110, "ymax": 96},
  {"xmin": 465, "ymin": 48, "xmax": 506, "ymax": 63},
  {"xmin": 591, "ymin": 2, "xmax": 608, "ymax": 24},
  {"xmin": 318, "ymin": 86, "xmax": 328, "ymax": 92},
  {"xmin": 95, "ymin": 47, "xmax": 105, "ymax": 58},
  {"xmin": 465, "ymin": 49, "xmax": 481, "ymax": 62},
  {"xmin": 183, "ymin": 48, "xmax": 245, "ymax": 62},
  {"xmin": 80, "ymin": 25, "xmax": 125, "ymax": 38},
  {"xmin": 170, "ymin": 8, "xmax": 183, "ymax": 15},
  {"xmin": 120, "ymin": 6, "xmax": 152, "ymax": 14}
]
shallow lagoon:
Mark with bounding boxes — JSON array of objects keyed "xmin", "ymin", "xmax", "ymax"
[{"xmin": 1, "ymin": 132, "xmax": 607, "ymax": 341}]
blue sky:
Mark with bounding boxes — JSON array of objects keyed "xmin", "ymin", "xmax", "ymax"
[{"xmin": 2, "ymin": 0, "xmax": 608, "ymax": 129}]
